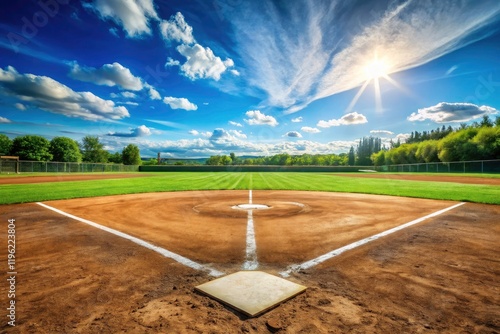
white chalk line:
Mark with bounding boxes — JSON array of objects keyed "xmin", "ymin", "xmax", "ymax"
[
  {"xmin": 36, "ymin": 202, "xmax": 224, "ymax": 277},
  {"xmin": 242, "ymin": 190, "xmax": 258, "ymax": 270},
  {"xmin": 280, "ymin": 202, "xmax": 465, "ymax": 277}
]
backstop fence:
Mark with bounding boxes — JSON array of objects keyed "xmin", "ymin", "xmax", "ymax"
[
  {"xmin": 380, "ymin": 159, "xmax": 500, "ymax": 173},
  {"xmin": 0, "ymin": 160, "xmax": 139, "ymax": 174}
]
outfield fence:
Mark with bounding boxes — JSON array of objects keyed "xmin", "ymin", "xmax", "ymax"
[
  {"xmin": 380, "ymin": 159, "xmax": 500, "ymax": 173},
  {"xmin": 0, "ymin": 160, "xmax": 139, "ymax": 174}
]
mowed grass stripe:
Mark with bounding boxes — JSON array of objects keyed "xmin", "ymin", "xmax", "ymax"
[{"xmin": 0, "ymin": 172, "xmax": 498, "ymax": 205}]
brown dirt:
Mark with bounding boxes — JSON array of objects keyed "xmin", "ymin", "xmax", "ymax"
[
  {"xmin": 334, "ymin": 173, "xmax": 500, "ymax": 185},
  {"xmin": 1, "ymin": 191, "xmax": 498, "ymax": 333},
  {"xmin": 0, "ymin": 173, "xmax": 153, "ymax": 185}
]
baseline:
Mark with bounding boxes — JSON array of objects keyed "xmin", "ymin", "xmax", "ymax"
[
  {"xmin": 280, "ymin": 202, "xmax": 465, "ymax": 277},
  {"xmin": 36, "ymin": 202, "xmax": 224, "ymax": 277}
]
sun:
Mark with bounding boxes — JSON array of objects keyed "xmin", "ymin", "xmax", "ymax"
[{"xmin": 364, "ymin": 57, "xmax": 390, "ymax": 80}]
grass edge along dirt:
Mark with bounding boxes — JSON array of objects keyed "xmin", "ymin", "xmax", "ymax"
[{"xmin": 0, "ymin": 172, "xmax": 498, "ymax": 205}]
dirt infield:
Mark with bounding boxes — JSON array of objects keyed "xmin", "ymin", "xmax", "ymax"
[
  {"xmin": 335, "ymin": 173, "xmax": 500, "ymax": 185},
  {"xmin": 0, "ymin": 173, "xmax": 153, "ymax": 185},
  {"xmin": 1, "ymin": 191, "xmax": 499, "ymax": 333}
]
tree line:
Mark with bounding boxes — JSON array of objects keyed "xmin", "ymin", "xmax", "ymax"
[
  {"xmin": 205, "ymin": 116, "xmax": 499, "ymax": 166},
  {"xmin": 371, "ymin": 116, "xmax": 500, "ymax": 165},
  {"xmin": 0, "ymin": 134, "xmax": 142, "ymax": 165}
]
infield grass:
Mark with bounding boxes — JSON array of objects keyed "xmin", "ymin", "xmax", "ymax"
[{"xmin": 1, "ymin": 172, "xmax": 499, "ymax": 205}]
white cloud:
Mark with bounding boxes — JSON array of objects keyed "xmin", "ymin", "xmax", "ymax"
[
  {"xmin": 176, "ymin": 44, "xmax": 234, "ymax": 81},
  {"xmin": 408, "ymin": 102, "xmax": 498, "ymax": 123},
  {"xmin": 108, "ymin": 125, "xmax": 152, "ymax": 137},
  {"xmin": 189, "ymin": 130, "xmax": 199, "ymax": 136},
  {"xmin": 120, "ymin": 91, "xmax": 137, "ymax": 99},
  {"xmin": 145, "ymin": 84, "xmax": 161, "ymax": 100},
  {"xmin": 0, "ymin": 116, "xmax": 11, "ymax": 123},
  {"xmin": 229, "ymin": 130, "xmax": 247, "ymax": 139},
  {"xmin": 370, "ymin": 130, "xmax": 394, "ymax": 136},
  {"xmin": 317, "ymin": 112, "xmax": 368, "ymax": 128},
  {"xmin": 0, "ymin": 66, "xmax": 129, "ymax": 121},
  {"xmin": 165, "ymin": 57, "xmax": 181, "ymax": 67},
  {"xmin": 229, "ymin": 121, "xmax": 242, "ymax": 127},
  {"xmin": 291, "ymin": 117, "xmax": 303, "ymax": 123},
  {"xmin": 285, "ymin": 131, "xmax": 302, "ymax": 138},
  {"xmin": 230, "ymin": 69, "xmax": 240, "ymax": 76},
  {"xmin": 163, "ymin": 96, "xmax": 198, "ymax": 111},
  {"xmin": 69, "ymin": 62, "xmax": 143, "ymax": 91},
  {"xmin": 86, "ymin": 0, "xmax": 159, "ymax": 38},
  {"xmin": 228, "ymin": 1, "xmax": 500, "ymax": 112},
  {"xmin": 159, "ymin": 12, "xmax": 234, "ymax": 82},
  {"xmin": 132, "ymin": 136, "xmax": 357, "ymax": 158},
  {"xmin": 301, "ymin": 126, "xmax": 320, "ymax": 134},
  {"xmin": 160, "ymin": 12, "xmax": 195, "ymax": 45},
  {"xmin": 244, "ymin": 110, "xmax": 278, "ymax": 127},
  {"xmin": 14, "ymin": 103, "xmax": 26, "ymax": 110}
]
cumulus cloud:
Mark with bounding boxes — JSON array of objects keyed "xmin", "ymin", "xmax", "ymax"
[
  {"xmin": 69, "ymin": 62, "xmax": 143, "ymax": 91},
  {"xmin": 408, "ymin": 102, "xmax": 498, "ymax": 123},
  {"xmin": 160, "ymin": 12, "xmax": 195, "ymax": 45},
  {"xmin": 285, "ymin": 131, "xmax": 302, "ymax": 138},
  {"xmin": 301, "ymin": 126, "xmax": 320, "ymax": 134},
  {"xmin": 229, "ymin": 130, "xmax": 247, "ymax": 139},
  {"xmin": 291, "ymin": 117, "xmax": 303, "ymax": 123},
  {"xmin": 317, "ymin": 112, "xmax": 368, "ymax": 128},
  {"xmin": 176, "ymin": 44, "xmax": 234, "ymax": 81},
  {"xmin": 145, "ymin": 84, "xmax": 161, "ymax": 100},
  {"xmin": 189, "ymin": 130, "xmax": 199, "ymax": 136},
  {"xmin": 0, "ymin": 116, "xmax": 11, "ymax": 123},
  {"xmin": 163, "ymin": 96, "xmax": 198, "ymax": 110},
  {"xmin": 85, "ymin": 0, "xmax": 159, "ymax": 38},
  {"xmin": 0, "ymin": 66, "xmax": 129, "ymax": 121},
  {"xmin": 14, "ymin": 103, "xmax": 26, "ymax": 110},
  {"xmin": 120, "ymin": 91, "xmax": 137, "ymax": 99},
  {"xmin": 108, "ymin": 125, "xmax": 152, "ymax": 137},
  {"xmin": 370, "ymin": 130, "xmax": 394, "ymax": 136},
  {"xmin": 244, "ymin": 110, "xmax": 278, "ymax": 127},
  {"xmin": 160, "ymin": 12, "xmax": 235, "ymax": 81},
  {"xmin": 134, "ymin": 136, "xmax": 357, "ymax": 158},
  {"xmin": 229, "ymin": 121, "xmax": 243, "ymax": 127}
]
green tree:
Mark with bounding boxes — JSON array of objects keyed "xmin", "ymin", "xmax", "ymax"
[
  {"xmin": 415, "ymin": 140, "xmax": 439, "ymax": 163},
  {"xmin": 11, "ymin": 135, "xmax": 53, "ymax": 161},
  {"xmin": 472, "ymin": 127, "xmax": 500, "ymax": 159},
  {"xmin": 479, "ymin": 115, "xmax": 493, "ymax": 128},
  {"xmin": 0, "ymin": 134, "xmax": 12, "ymax": 155},
  {"xmin": 438, "ymin": 128, "xmax": 479, "ymax": 162},
  {"xmin": 50, "ymin": 137, "xmax": 82, "ymax": 162},
  {"xmin": 108, "ymin": 152, "xmax": 123, "ymax": 164},
  {"xmin": 122, "ymin": 144, "xmax": 141, "ymax": 165},
  {"xmin": 348, "ymin": 146, "xmax": 355, "ymax": 165},
  {"xmin": 81, "ymin": 136, "xmax": 108, "ymax": 163},
  {"xmin": 221, "ymin": 155, "xmax": 232, "ymax": 165},
  {"xmin": 371, "ymin": 150, "xmax": 386, "ymax": 166}
]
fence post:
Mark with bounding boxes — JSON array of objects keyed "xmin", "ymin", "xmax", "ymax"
[{"xmin": 481, "ymin": 161, "xmax": 484, "ymax": 174}]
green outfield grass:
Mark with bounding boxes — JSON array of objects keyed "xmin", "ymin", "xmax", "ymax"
[{"xmin": 1, "ymin": 172, "xmax": 499, "ymax": 205}]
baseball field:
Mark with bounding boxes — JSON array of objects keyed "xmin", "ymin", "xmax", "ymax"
[{"xmin": 1, "ymin": 172, "xmax": 499, "ymax": 333}]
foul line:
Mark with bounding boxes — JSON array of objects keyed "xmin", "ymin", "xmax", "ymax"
[
  {"xmin": 36, "ymin": 202, "xmax": 224, "ymax": 277},
  {"xmin": 280, "ymin": 202, "xmax": 465, "ymax": 277},
  {"xmin": 242, "ymin": 190, "xmax": 258, "ymax": 270}
]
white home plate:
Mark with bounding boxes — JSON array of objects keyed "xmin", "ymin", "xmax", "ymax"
[{"xmin": 195, "ymin": 271, "xmax": 306, "ymax": 317}]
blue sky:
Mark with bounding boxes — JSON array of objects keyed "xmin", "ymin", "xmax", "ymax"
[{"xmin": 1, "ymin": 0, "xmax": 499, "ymax": 158}]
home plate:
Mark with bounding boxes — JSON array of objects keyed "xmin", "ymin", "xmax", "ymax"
[{"xmin": 195, "ymin": 271, "xmax": 307, "ymax": 317}]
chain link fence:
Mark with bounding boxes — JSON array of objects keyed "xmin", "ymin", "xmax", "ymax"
[
  {"xmin": 0, "ymin": 160, "xmax": 139, "ymax": 174},
  {"xmin": 380, "ymin": 159, "xmax": 500, "ymax": 173}
]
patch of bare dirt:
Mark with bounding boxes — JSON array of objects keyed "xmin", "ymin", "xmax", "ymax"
[{"xmin": 0, "ymin": 191, "xmax": 498, "ymax": 333}]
